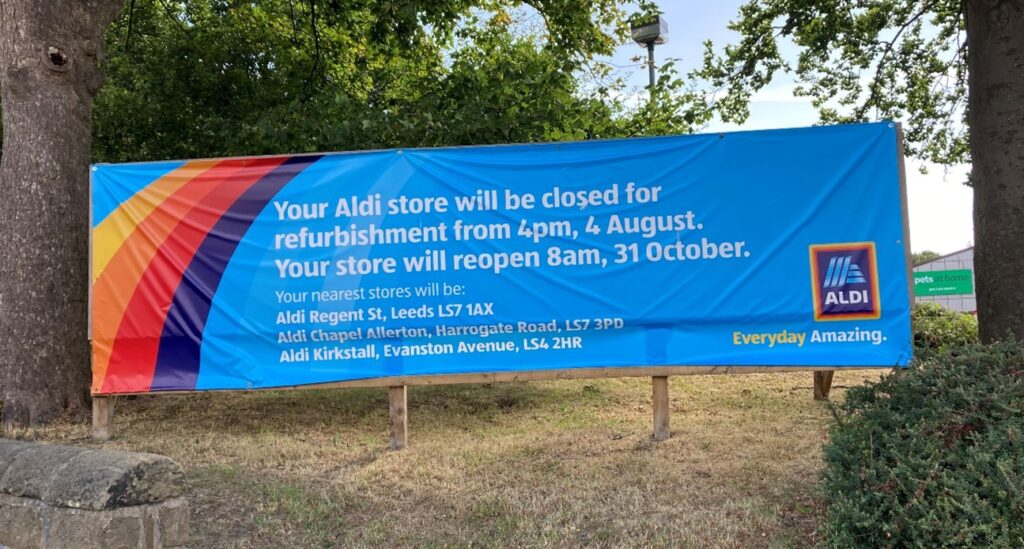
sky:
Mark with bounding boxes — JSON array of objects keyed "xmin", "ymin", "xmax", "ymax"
[{"xmin": 604, "ymin": 1, "xmax": 974, "ymax": 255}]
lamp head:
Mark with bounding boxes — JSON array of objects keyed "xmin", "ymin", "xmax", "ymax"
[{"xmin": 630, "ymin": 15, "xmax": 668, "ymax": 46}]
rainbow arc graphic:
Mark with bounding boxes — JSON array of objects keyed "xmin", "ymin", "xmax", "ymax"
[{"xmin": 91, "ymin": 155, "xmax": 321, "ymax": 394}]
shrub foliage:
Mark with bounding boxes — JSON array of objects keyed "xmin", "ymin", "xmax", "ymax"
[
  {"xmin": 823, "ymin": 342, "xmax": 1024, "ymax": 547},
  {"xmin": 912, "ymin": 302, "xmax": 979, "ymax": 357}
]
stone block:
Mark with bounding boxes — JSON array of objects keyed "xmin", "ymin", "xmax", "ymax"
[
  {"xmin": 0, "ymin": 443, "xmax": 85, "ymax": 501},
  {"xmin": 0, "ymin": 495, "xmax": 45, "ymax": 549},
  {"xmin": 103, "ymin": 513, "xmax": 144, "ymax": 549},
  {"xmin": 48, "ymin": 506, "xmax": 143, "ymax": 549},
  {"xmin": 0, "ymin": 440, "xmax": 185, "ymax": 511},
  {"xmin": 0, "ymin": 441, "xmax": 33, "ymax": 482},
  {"xmin": 43, "ymin": 450, "xmax": 185, "ymax": 510},
  {"xmin": 143, "ymin": 506, "xmax": 156, "ymax": 549},
  {"xmin": 0, "ymin": 440, "xmax": 188, "ymax": 548},
  {"xmin": 157, "ymin": 498, "xmax": 189, "ymax": 548}
]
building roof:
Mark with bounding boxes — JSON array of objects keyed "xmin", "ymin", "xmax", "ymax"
[{"xmin": 915, "ymin": 246, "xmax": 974, "ymax": 268}]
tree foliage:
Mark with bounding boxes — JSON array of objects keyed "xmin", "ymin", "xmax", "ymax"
[
  {"xmin": 92, "ymin": 0, "xmax": 708, "ymax": 163},
  {"xmin": 701, "ymin": 0, "xmax": 1024, "ymax": 343},
  {"xmin": 911, "ymin": 250, "xmax": 941, "ymax": 265},
  {"xmin": 697, "ymin": 0, "xmax": 969, "ymax": 164}
]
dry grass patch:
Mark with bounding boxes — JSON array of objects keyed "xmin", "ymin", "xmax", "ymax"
[{"xmin": 34, "ymin": 370, "xmax": 883, "ymax": 547}]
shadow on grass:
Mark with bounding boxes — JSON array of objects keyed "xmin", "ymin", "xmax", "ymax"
[{"xmin": 116, "ymin": 379, "xmax": 631, "ymax": 438}]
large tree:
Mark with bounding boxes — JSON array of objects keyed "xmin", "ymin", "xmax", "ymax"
[
  {"xmin": 0, "ymin": 0, "xmax": 126, "ymax": 426},
  {"xmin": 699, "ymin": 0, "xmax": 1023, "ymax": 342}
]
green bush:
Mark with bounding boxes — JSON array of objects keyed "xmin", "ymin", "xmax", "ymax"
[
  {"xmin": 822, "ymin": 342, "xmax": 1024, "ymax": 547},
  {"xmin": 912, "ymin": 302, "xmax": 978, "ymax": 357}
]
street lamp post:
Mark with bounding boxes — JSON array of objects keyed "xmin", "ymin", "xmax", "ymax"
[
  {"xmin": 630, "ymin": 14, "xmax": 671, "ymax": 440},
  {"xmin": 647, "ymin": 42, "xmax": 656, "ymax": 93},
  {"xmin": 630, "ymin": 15, "xmax": 669, "ymax": 101}
]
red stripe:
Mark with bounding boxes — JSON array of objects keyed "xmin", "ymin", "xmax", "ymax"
[{"xmin": 101, "ymin": 157, "xmax": 288, "ymax": 393}]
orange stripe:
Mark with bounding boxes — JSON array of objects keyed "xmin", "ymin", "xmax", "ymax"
[
  {"xmin": 91, "ymin": 160, "xmax": 239, "ymax": 393},
  {"xmin": 92, "ymin": 161, "xmax": 219, "ymax": 282}
]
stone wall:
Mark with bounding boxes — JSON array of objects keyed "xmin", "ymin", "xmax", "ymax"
[{"xmin": 0, "ymin": 440, "xmax": 188, "ymax": 549}]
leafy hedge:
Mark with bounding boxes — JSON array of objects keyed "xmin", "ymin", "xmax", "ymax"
[
  {"xmin": 822, "ymin": 342, "xmax": 1024, "ymax": 547},
  {"xmin": 912, "ymin": 302, "xmax": 979, "ymax": 357}
]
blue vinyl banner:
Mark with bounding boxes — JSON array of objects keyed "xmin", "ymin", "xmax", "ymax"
[{"xmin": 90, "ymin": 122, "xmax": 912, "ymax": 394}]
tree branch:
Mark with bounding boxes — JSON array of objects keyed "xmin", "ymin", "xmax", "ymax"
[
  {"xmin": 854, "ymin": 0, "xmax": 939, "ymax": 119},
  {"xmin": 125, "ymin": 0, "xmax": 137, "ymax": 53},
  {"xmin": 304, "ymin": 0, "xmax": 322, "ymax": 98}
]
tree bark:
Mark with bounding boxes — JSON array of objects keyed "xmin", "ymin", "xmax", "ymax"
[
  {"xmin": 967, "ymin": 0, "xmax": 1024, "ymax": 343},
  {"xmin": 0, "ymin": 0, "xmax": 124, "ymax": 426}
]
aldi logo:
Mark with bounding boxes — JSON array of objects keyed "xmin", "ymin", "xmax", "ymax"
[{"xmin": 810, "ymin": 242, "xmax": 881, "ymax": 321}]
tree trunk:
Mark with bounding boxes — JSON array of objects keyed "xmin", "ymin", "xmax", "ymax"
[
  {"xmin": 0, "ymin": 0, "xmax": 124, "ymax": 427},
  {"xmin": 967, "ymin": 0, "xmax": 1024, "ymax": 343}
]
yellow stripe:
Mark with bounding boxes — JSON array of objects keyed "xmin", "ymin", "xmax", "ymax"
[{"xmin": 91, "ymin": 160, "xmax": 220, "ymax": 282}]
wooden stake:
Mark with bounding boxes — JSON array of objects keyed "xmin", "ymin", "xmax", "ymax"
[
  {"xmin": 92, "ymin": 396, "xmax": 114, "ymax": 441},
  {"xmin": 388, "ymin": 385, "xmax": 408, "ymax": 450},
  {"xmin": 652, "ymin": 376, "xmax": 670, "ymax": 441},
  {"xmin": 813, "ymin": 371, "xmax": 835, "ymax": 401}
]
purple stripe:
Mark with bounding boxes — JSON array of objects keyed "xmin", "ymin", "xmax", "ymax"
[{"xmin": 150, "ymin": 156, "xmax": 321, "ymax": 391}]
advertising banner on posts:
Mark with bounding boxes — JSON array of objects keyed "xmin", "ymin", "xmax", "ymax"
[{"xmin": 90, "ymin": 122, "xmax": 912, "ymax": 395}]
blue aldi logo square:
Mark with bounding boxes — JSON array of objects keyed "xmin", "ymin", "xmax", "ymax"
[{"xmin": 810, "ymin": 242, "xmax": 881, "ymax": 321}]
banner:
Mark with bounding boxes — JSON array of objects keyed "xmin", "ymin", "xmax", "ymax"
[{"xmin": 90, "ymin": 122, "xmax": 912, "ymax": 394}]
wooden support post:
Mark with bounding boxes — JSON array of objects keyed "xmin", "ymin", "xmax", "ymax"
[
  {"xmin": 92, "ymin": 396, "xmax": 114, "ymax": 441},
  {"xmin": 652, "ymin": 376, "xmax": 670, "ymax": 441},
  {"xmin": 813, "ymin": 371, "xmax": 835, "ymax": 401},
  {"xmin": 388, "ymin": 385, "xmax": 408, "ymax": 450}
]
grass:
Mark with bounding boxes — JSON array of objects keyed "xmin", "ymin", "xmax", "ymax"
[{"xmin": 32, "ymin": 370, "xmax": 884, "ymax": 548}]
